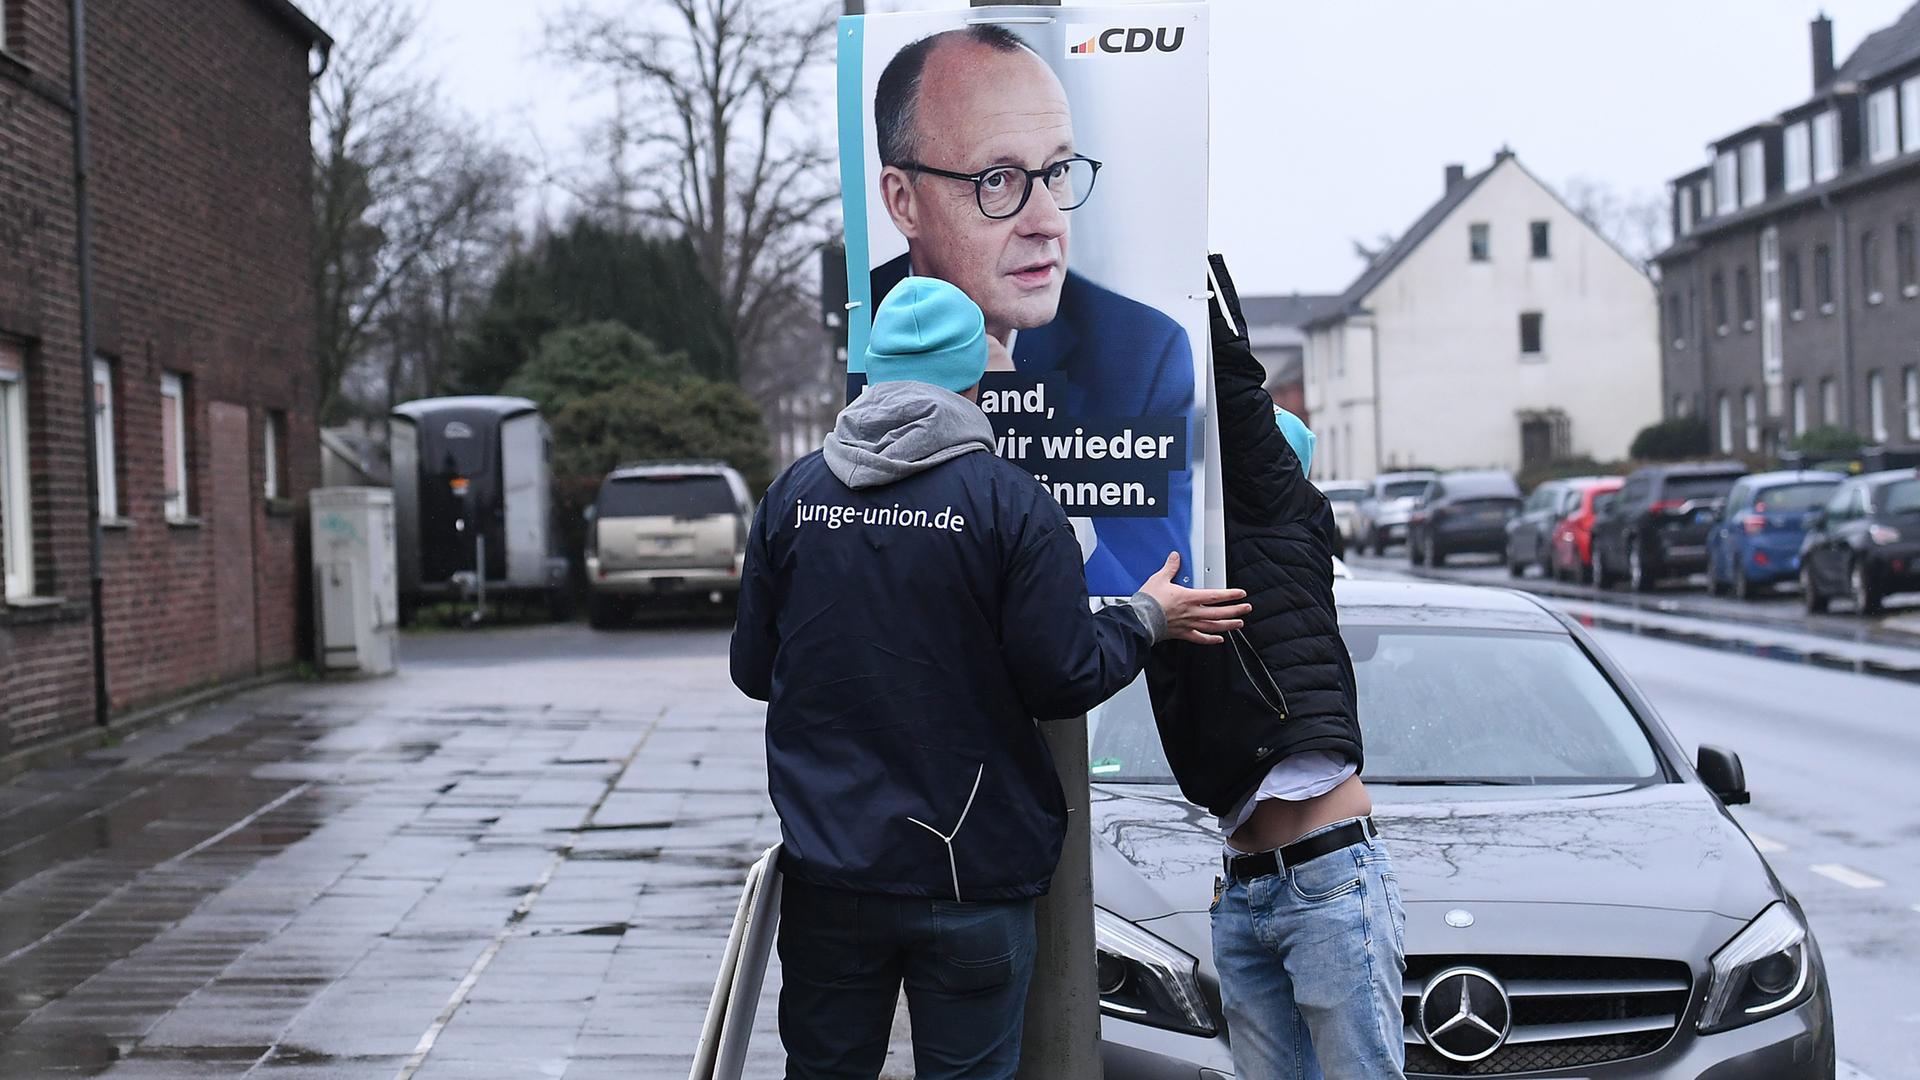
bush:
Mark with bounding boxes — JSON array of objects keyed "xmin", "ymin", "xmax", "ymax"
[
  {"xmin": 1518, "ymin": 456, "xmax": 1625, "ymax": 492},
  {"xmin": 1628, "ymin": 417, "xmax": 1711, "ymax": 461},
  {"xmin": 501, "ymin": 321, "xmax": 691, "ymax": 416},
  {"xmin": 1788, "ymin": 426, "xmax": 1865, "ymax": 456}
]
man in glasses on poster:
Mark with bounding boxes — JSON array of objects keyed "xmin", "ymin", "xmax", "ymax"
[{"xmin": 868, "ymin": 24, "xmax": 1196, "ymax": 596}]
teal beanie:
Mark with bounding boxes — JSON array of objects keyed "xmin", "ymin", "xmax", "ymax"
[
  {"xmin": 1273, "ymin": 405, "xmax": 1315, "ymax": 479},
  {"xmin": 865, "ymin": 276, "xmax": 990, "ymax": 394}
]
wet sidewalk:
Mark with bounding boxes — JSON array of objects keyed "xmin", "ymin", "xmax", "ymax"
[{"xmin": 0, "ymin": 622, "xmax": 803, "ymax": 1078}]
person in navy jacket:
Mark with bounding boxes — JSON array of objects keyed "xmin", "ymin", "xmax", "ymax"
[
  {"xmin": 868, "ymin": 24, "xmax": 1195, "ymax": 598},
  {"xmin": 732, "ymin": 277, "xmax": 1246, "ymax": 1079}
]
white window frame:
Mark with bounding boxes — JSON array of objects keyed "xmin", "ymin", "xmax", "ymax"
[
  {"xmin": 1904, "ymin": 77, "xmax": 1920, "ymax": 155},
  {"xmin": 1718, "ymin": 393, "xmax": 1733, "ymax": 454},
  {"xmin": 1698, "ymin": 178, "xmax": 1715, "ymax": 219},
  {"xmin": 1743, "ymin": 389, "xmax": 1760, "ymax": 452},
  {"xmin": 1739, "ymin": 141, "xmax": 1765, "ymax": 207},
  {"xmin": 92, "ymin": 358, "xmax": 118, "ymax": 518},
  {"xmin": 1792, "ymin": 382, "xmax": 1808, "ymax": 437},
  {"xmin": 1905, "ymin": 367, "xmax": 1920, "ymax": 440},
  {"xmin": 1714, "ymin": 152, "xmax": 1739, "ymax": 213},
  {"xmin": 263, "ymin": 410, "xmax": 282, "ymax": 500},
  {"xmin": 161, "ymin": 372, "xmax": 188, "ymax": 523},
  {"xmin": 1868, "ymin": 371, "xmax": 1888, "ymax": 442},
  {"xmin": 1784, "ymin": 120, "xmax": 1811, "ymax": 192},
  {"xmin": 1820, "ymin": 377, "xmax": 1839, "ymax": 426},
  {"xmin": 1, "ymin": 343, "xmax": 31, "ymax": 600},
  {"xmin": 1812, "ymin": 111, "xmax": 1840, "ymax": 183},
  {"xmin": 1868, "ymin": 87, "xmax": 1899, "ymax": 164}
]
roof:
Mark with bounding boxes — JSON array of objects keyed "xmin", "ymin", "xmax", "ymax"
[
  {"xmin": 392, "ymin": 395, "xmax": 538, "ymax": 420},
  {"xmin": 1333, "ymin": 580, "xmax": 1565, "ymax": 633},
  {"xmin": 252, "ymin": 0, "xmax": 331, "ymax": 50},
  {"xmin": 1832, "ymin": 0, "xmax": 1920, "ymax": 86},
  {"xmin": 1305, "ymin": 162, "xmax": 1498, "ymax": 329},
  {"xmin": 1739, "ymin": 469, "xmax": 1847, "ymax": 486},
  {"xmin": 1240, "ymin": 294, "xmax": 1342, "ymax": 329}
]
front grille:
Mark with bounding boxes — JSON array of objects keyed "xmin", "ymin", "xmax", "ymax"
[{"xmin": 1402, "ymin": 956, "xmax": 1693, "ymax": 1077}]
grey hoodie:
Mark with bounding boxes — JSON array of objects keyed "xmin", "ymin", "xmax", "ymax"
[{"xmin": 820, "ymin": 380, "xmax": 1168, "ymax": 642}]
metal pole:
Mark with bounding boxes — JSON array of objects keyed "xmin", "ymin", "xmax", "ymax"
[{"xmin": 69, "ymin": 0, "xmax": 110, "ymax": 728}]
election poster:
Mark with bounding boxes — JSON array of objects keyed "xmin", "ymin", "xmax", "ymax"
[{"xmin": 835, "ymin": 4, "xmax": 1219, "ymax": 597}]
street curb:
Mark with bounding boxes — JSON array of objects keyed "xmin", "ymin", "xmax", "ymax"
[{"xmin": 0, "ymin": 667, "xmax": 296, "ymax": 782}]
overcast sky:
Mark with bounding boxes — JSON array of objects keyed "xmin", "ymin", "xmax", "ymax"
[{"xmin": 411, "ymin": 0, "xmax": 1917, "ymax": 297}]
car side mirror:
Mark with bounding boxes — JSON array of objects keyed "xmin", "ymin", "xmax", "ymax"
[
  {"xmin": 1806, "ymin": 509, "xmax": 1826, "ymax": 529},
  {"xmin": 582, "ymin": 506, "xmax": 597, "ymax": 524},
  {"xmin": 1697, "ymin": 745, "xmax": 1750, "ymax": 806}
]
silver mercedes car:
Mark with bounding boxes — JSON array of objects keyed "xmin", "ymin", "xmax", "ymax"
[{"xmin": 1084, "ymin": 580, "xmax": 1835, "ymax": 1079}]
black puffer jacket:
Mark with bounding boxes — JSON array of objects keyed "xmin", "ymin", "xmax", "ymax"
[{"xmin": 1145, "ymin": 256, "xmax": 1361, "ymax": 817}]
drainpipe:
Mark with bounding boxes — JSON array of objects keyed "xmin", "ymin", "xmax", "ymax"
[{"xmin": 69, "ymin": 0, "xmax": 108, "ymax": 727}]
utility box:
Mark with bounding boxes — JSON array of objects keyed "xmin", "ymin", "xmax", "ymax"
[{"xmin": 311, "ymin": 487, "xmax": 399, "ymax": 676}]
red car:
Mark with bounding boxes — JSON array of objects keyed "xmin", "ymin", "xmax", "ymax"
[{"xmin": 1551, "ymin": 478, "xmax": 1624, "ymax": 583}]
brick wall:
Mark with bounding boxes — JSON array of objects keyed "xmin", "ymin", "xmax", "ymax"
[{"xmin": 0, "ymin": 0, "xmax": 321, "ymax": 755}]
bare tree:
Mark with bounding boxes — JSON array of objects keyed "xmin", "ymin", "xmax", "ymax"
[
  {"xmin": 310, "ymin": 0, "xmax": 522, "ymax": 423},
  {"xmin": 1562, "ymin": 176, "xmax": 1672, "ymax": 274},
  {"xmin": 548, "ymin": 0, "xmax": 839, "ymax": 378}
]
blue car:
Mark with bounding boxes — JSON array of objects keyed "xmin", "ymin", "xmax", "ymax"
[{"xmin": 1706, "ymin": 470, "xmax": 1846, "ymax": 599}]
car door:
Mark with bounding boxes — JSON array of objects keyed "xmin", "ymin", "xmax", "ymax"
[
  {"xmin": 1710, "ymin": 481, "xmax": 1750, "ymax": 581},
  {"xmin": 1599, "ymin": 476, "xmax": 1647, "ymax": 569},
  {"xmin": 1808, "ymin": 483, "xmax": 1858, "ymax": 591}
]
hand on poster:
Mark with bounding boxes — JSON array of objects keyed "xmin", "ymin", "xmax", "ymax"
[{"xmin": 841, "ymin": 4, "xmax": 1211, "ymax": 597}]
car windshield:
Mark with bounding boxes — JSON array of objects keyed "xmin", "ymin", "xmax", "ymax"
[
  {"xmin": 599, "ymin": 475, "xmax": 735, "ymax": 517},
  {"xmin": 1754, "ymin": 482, "xmax": 1837, "ymax": 512},
  {"xmin": 1323, "ymin": 489, "xmax": 1364, "ymax": 503},
  {"xmin": 1381, "ymin": 480, "xmax": 1429, "ymax": 499},
  {"xmin": 1883, "ymin": 478, "xmax": 1920, "ymax": 515},
  {"xmin": 1087, "ymin": 628, "xmax": 1661, "ymax": 785},
  {"xmin": 1665, "ymin": 475, "xmax": 1738, "ymax": 502}
]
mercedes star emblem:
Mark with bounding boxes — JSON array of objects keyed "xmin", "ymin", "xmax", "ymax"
[{"xmin": 1417, "ymin": 966, "xmax": 1512, "ymax": 1063}]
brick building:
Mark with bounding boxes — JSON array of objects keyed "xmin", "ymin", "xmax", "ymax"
[
  {"xmin": 1656, "ymin": 6, "xmax": 1920, "ymax": 456},
  {"xmin": 0, "ymin": 0, "xmax": 327, "ymax": 760}
]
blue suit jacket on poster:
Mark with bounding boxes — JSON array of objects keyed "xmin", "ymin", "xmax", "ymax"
[{"xmin": 871, "ymin": 255, "xmax": 1195, "ymax": 594}]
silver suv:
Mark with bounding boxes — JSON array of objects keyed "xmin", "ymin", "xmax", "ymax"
[
  {"xmin": 1357, "ymin": 470, "xmax": 1438, "ymax": 555},
  {"xmin": 583, "ymin": 461, "xmax": 753, "ymax": 627}
]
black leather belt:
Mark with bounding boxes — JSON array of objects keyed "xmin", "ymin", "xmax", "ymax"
[{"xmin": 1223, "ymin": 817, "xmax": 1377, "ymax": 884}]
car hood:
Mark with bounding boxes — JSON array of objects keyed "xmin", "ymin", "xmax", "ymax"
[{"xmin": 1091, "ymin": 781, "xmax": 1780, "ymax": 926}]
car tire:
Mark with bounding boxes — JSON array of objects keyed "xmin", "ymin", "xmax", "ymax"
[
  {"xmin": 587, "ymin": 593, "xmax": 623, "ymax": 630},
  {"xmin": 1706, "ymin": 568, "xmax": 1725, "ymax": 597},
  {"xmin": 1628, "ymin": 540, "xmax": 1654, "ymax": 593},
  {"xmin": 1594, "ymin": 549, "xmax": 1615, "ymax": 590},
  {"xmin": 1508, "ymin": 553, "xmax": 1525, "ymax": 578},
  {"xmin": 1371, "ymin": 531, "xmax": 1385, "ymax": 557},
  {"xmin": 1802, "ymin": 565, "xmax": 1828, "ymax": 614},
  {"xmin": 1733, "ymin": 560, "xmax": 1754, "ymax": 602},
  {"xmin": 1577, "ymin": 558, "xmax": 1593, "ymax": 586},
  {"xmin": 1431, "ymin": 541, "xmax": 1448, "ymax": 567},
  {"xmin": 1851, "ymin": 559, "xmax": 1884, "ymax": 615}
]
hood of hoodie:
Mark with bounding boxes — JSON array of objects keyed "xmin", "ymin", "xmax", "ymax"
[{"xmin": 823, "ymin": 381, "xmax": 996, "ymax": 490}]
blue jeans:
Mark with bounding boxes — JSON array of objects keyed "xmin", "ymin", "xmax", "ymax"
[
  {"xmin": 1211, "ymin": 820, "xmax": 1407, "ymax": 1080},
  {"xmin": 777, "ymin": 876, "xmax": 1037, "ymax": 1080}
]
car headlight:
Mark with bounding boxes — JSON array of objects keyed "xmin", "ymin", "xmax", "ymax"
[
  {"xmin": 1698, "ymin": 902, "xmax": 1814, "ymax": 1033},
  {"xmin": 1093, "ymin": 907, "xmax": 1215, "ymax": 1036}
]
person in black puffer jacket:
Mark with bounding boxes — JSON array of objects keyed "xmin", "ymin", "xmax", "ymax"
[{"xmin": 1146, "ymin": 255, "xmax": 1406, "ymax": 1079}]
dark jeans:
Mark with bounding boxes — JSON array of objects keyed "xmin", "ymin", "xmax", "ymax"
[{"xmin": 777, "ymin": 876, "xmax": 1037, "ymax": 1080}]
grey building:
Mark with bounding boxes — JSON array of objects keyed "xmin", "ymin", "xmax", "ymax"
[
  {"xmin": 1240, "ymin": 294, "xmax": 1339, "ymax": 422},
  {"xmin": 1656, "ymin": 6, "xmax": 1920, "ymax": 457}
]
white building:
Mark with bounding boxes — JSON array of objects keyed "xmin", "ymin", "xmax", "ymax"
[{"xmin": 1302, "ymin": 150, "xmax": 1661, "ymax": 480}]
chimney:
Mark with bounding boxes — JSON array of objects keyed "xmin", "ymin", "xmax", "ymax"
[
  {"xmin": 1444, "ymin": 164, "xmax": 1465, "ymax": 193},
  {"xmin": 1811, "ymin": 13, "xmax": 1835, "ymax": 91}
]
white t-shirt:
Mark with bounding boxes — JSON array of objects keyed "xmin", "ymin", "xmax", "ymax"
[{"xmin": 1217, "ymin": 750, "xmax": 1357, "ymax": 837}]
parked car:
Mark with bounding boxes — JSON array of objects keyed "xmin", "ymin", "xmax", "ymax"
[
  {"xmin": 582, "ymin": 460, "xmax": 754, "ymax": 628},
  {"xmin": 1084, "ymin": 580, "xmax": 1833, "ymax": 1078},
  {"xmin": 1593, "ymin": 462, "xmax": 1747, "ymax": 592},
  {"xmin": 1705, "ymin": 471, "xmax": 1845, "ymax": 601},
  {"xmin": 1406, "ymin": 470, "xmax": 1523, "ymax": 567},
  {"xmin": 1800, "ymin": 468, "xmax": 1920, "ymax": 615},
  {"xmin": 1315, "ymin": 479, "xmax": 1369, "ymax": 545},
  {"xmin": 1505, "ymin": 476, "xmax": 1611, "ymax": 578},
  {"xmin": 1356, "ymin": 471, "xmax": 1438, "ymax": 554},
  {"xmin": 1550, "ymin": 478, "xmax": 1623, "ymax": 584}
]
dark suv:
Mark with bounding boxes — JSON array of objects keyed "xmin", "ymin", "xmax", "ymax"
[
  {"xmin": 1406, "ymin": 470, "xmax": 1523, "ymax": 566},
  {"xmin": 1593, "ymin": 462, "xmax": 1747, "ymax": 592},
  {"xmin": 1800, "ymin": 469, "xmax": 1920, "ymax": 614}
]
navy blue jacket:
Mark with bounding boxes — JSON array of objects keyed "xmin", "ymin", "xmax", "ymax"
[
  {"xmin": 731, "ymin": 391, "xmax": 1155, "ymax": 900},
  {"xmin": 873, "ymin": 255, "xmax": 1195, "ymax": 597}
]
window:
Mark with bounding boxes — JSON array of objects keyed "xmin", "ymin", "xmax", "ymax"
[
  {"xmin": 1666, "ymin": 293, "xmax": 1685, "ymax": 343},
  {"xmin": 1868, "ymin": 371, "xmax": 1888, "ymax": 442},
  {"xmin": 1814, "ymin": 244, "xmax": 1833, "ymax": 308},
  {"xmin": 1812, "ymin": 111, "xmax": 1840, "ymax": 183},
  {"xmin": 1735, "ymin": 266, "xmax": 1753, "ymax": 324},
  {"xmin": 1739, "ymin": 140, "xmax": 1765, "ymax": 207},
  {"xmin": 1, "ymin": 341, "xmax": 30, "ymax": 600},
  {"xmin": 1714, "ymin": 151, "xmax": 1738, "ymax": 213},
  {"xmin": 1519, "ymin": 312, "xmax": 1544, "ymax": 356},
  {"xmin": 92, "ymin": 358, "xmax": 118, "ymax": 518},
  {"xmin": 1792, "ymin": 381, "xmax": 1808, "ymax": 437},
  {"xmin": 1868, "ymin": 87, "xmax": 1899, "ymax": 164},
  {"xmin": 1820, "ymin": 377, "xmax": 1838, "ymax": 426},
  {"xmin": 1906, "ymin": 367, "xmax": 1920, "ymax": 440},
  {"xmin": 1698, "ymin": 178, "xmax": 1715, "ymax": 220},
  {"xmin": 1863, "ymin": 230, "xmax": 1883, "ymax": 302},
  {"xmin": 1717, "ymin": 393, "xmax": 1733, "ymax": 453},
  {"xmin": 1530, "ymin": 220, "xmax": 1550, "ymax": 259},
  {"xmin": 161, "ymin": 372, "xmax": 188, "ymax": 522},
  {"xmin": 1469, "ymin": 223, "xmax": 1490, "ymax": 262},
  {"xmin": 1678, "ymin": 186, "xmax": 1695, "ymax": 235},
  {"xmin": 1785, "ymin": 249, "xmax": 1803, "ymax": 312},
  {"xmin": 1898, "ymin": 223, "xmax": 1916, "ymax": 293},
  {"xmin": 1711, "ymin": 271, "xmax": 1728, "ymax": 329},
  {"xmin": 1743, "ymin": 389, "xmax": 1760, "ymax": 451},
  {"xmin": 263, "ymin": 410, "xmax": 287, "ymax": 500},
  {"xmin": 1905, "ymin": 77, "xmax": 1920, "ymax": 155},
  {"xmin": 1784, "ymin": 120, "xmax": 1812, "ymax": 192},
  {"xmin": 1673, "ymin": 393, "xmax": 1689, "ymax": 418}
]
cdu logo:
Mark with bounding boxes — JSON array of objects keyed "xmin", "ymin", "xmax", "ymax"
[{"xmin": 1065, "ymin": 25, "xmax": 1186, "ymax": 58}]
